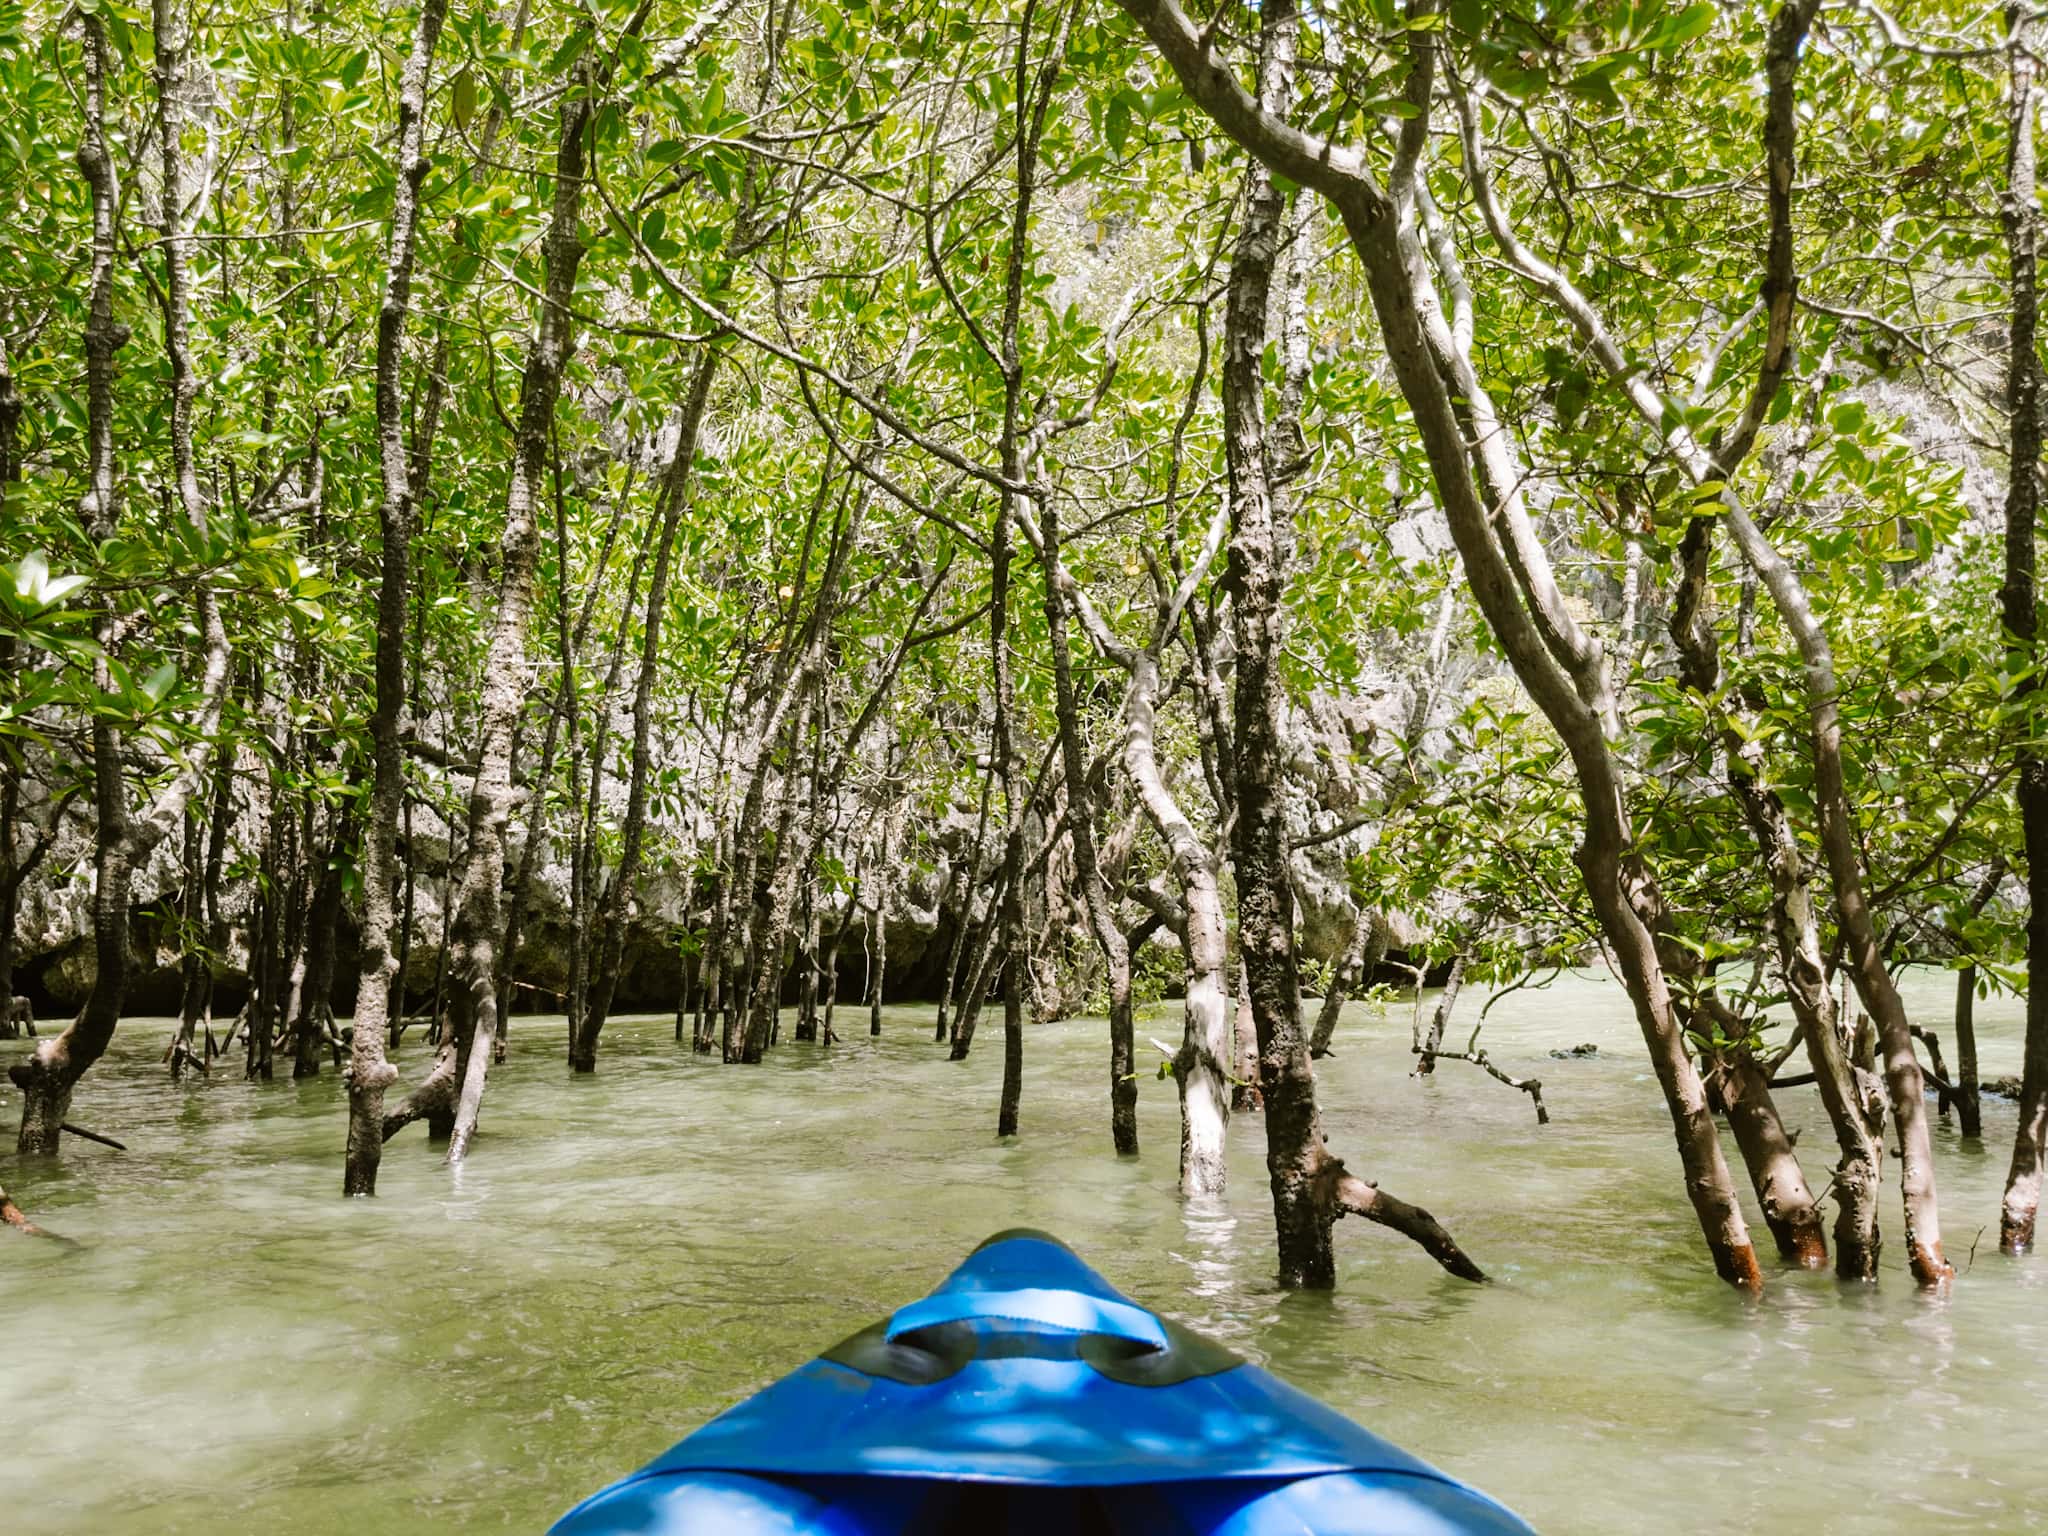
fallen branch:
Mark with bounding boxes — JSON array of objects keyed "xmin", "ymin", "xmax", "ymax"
[
  {"xmin": 0, "ymin": 1181, "xmax": 71, "ymax": 1242},
  {"xmin": 60, "ymin": 1121, "xmax": 127, "ymax": 1151},
  {"xmin": 1426, "ymin": 1042, "xmax": 1551, "ymax": 1125},
  {"xmin": 1328, "ymin": 1165, "xmax": 1487, "ymax": 1282},
  {"xmin": 2, "ymin": 1186, "xmax": 44, "ymax": 1235},
  {"xmin": 381, "ymin": 1043, "xmax": 458, "ymax": 1141}
]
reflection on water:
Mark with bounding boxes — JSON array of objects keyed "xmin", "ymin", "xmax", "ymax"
[{"xmin": 5, "ymin": 971, "xmax": 2046, "ymax": 1534}]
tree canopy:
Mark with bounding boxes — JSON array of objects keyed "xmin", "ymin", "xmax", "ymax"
[{"xmin": 3, "ymin": 0, "xmax": 2046, "ymax": 1292}]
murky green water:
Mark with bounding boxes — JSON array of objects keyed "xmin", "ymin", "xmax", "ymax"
[{"xmin": 5, "ymin": 971, "xmax": 2044, "ymax": 1534}]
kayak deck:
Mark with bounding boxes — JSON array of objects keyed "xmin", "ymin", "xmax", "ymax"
[{"xmin": 551, "ymin": 1231, "xmax": 1536, "ymax": 1534}]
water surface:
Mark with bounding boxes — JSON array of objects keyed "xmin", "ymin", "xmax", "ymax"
[{"xmin": 5, "ymin": 971, "xmax": 2042, "ymax": 1533}]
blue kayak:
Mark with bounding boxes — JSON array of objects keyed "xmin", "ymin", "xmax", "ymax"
[{"xmin": 551, "ymin": 1229, "xmax": 1536, "ymax": 1534}]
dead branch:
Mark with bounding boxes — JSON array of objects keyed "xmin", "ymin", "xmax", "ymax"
[
  {"xmin": 1426, "ymin": 1042, "xmax": 1551, "ymax": 1126},
  {"xmin": 1327, "ymin": 1165, "xmax": 1487, "ymax": 1282},
  {"xmin": 0, "ymin": 1181, "xmax": 67, "ymax": 1240},
  {"xmin": 60, "ymin": 1122, "xmax": 127, "ymax": 1151}
]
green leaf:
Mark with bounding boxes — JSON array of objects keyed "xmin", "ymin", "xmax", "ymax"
[
  {"xmin": 1641, "ymin": 2, "xmax": 1719, "ymax": 51},
  {"xmin": 140, "ymin": 663, "xmax": 178, "ymax": 705}
]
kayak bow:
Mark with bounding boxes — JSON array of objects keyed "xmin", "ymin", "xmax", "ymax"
[{"xmin": 551, "ymin": 1229, "xmax": 1536, "ymax": 1533}]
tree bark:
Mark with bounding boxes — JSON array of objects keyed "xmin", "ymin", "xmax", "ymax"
[
  {"xmin": 793, "ymin": 681, "xmax": 832, "ymax": 1045},
  {"xmin": 1130, "ymin": 649, "xmax": 1231, "ymax": 1194},
  {"xmin": 1717, "ymin": 527, "xmax": 1948, "ymax": 1283},
  {"xmin": 501, "ymin": 456, "xmax": 631, "ymax": 1033},
  {"xmin": 1665, "ymin": 536, "xmax": 1831, "ymax": 1268},
  {"xmin": 1040, "ymin": 464, "xmax": 1136, "ymax": 1153},
  {"xmin": 16, "ymin": 5, "xmax": 231, "ymax": 1151},
  {"xmin": 1212, "ymin": 0, "xmax": 1481, "ymax": 1286},
  {"xmin": 935, "ymin": 758, "xmax": 993, "ymax": 1043},
  {"xmin": 401, "ymin": 51, "xmax": 598, "ymax": 1165},
  {"xmin": 169, "ymin": 748, "xmax": 231, "ymax": 1078},
  {"xmin": 1, "ymin": 756, "xmax": 67, "ymax": 1038},
  {"xmin": 246, "ymin": 694, "xmax": 287, "ymax": 1081},
  {"xmin": 1112, "ymin": 0, "xmax": 1753, "ymax": 1286},
  {"xmin": 1012, "ymin": 468, "xmax": 1234, "ymax": 1193},
  {"xmin": 705, "ymin": 493, "xmax": 831, "ymax": 1056},
  {"xmin": 735, "ymin": 675, "xmax": 817, "ymax": 1062},
  {"xmin": 0, "ymin": 335, "xmax": 20, "ymax": 492},
  {"xmin": 291, "ymin": 820, "xmax": 350, "ymax": 1079},
  {"xmin": 868, "ymin": 847, "xmax": 888, "ymax": 1035},
  {"xmin": 1311, "ymin": 910, "xmax": 1385, "ymax": 1059},
  {"xmin": 1956, "ymin": 964, "xmax": 1983, "ymax": 1142},
  {"xmin": 0, "ymin": 755, "xmax": 24, "ymax": 1034},
  {"xmin": 1219, "ymin": 1, "xmax": 1342, "ymax": 1283},
  {"xmin": 1414, "ymin": 954, "xmax": 1465, "ymax": 1077},
  {"xmin": 1730, "ymin": 758, "xmax": 1884, "ymax": 1278},
  {"xmin": 575, "ymin": 351, "xmax": 719, "ymax": 1071},
  {"xmin": 343, "ymin": 0, "xmax": 446, "ymax": 1190},
  {"xmin": 2002, "ymin": 0, "xmax": 2048, "ymax": 1255},
  {"xmin": 1442, "ymin": 5, "xmax": 1924, "ymax": 1284}
]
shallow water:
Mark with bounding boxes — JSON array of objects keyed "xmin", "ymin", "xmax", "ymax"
[{"xmin": 4, "ymin": 970, "xmax": 2044, "ymax": 1534}]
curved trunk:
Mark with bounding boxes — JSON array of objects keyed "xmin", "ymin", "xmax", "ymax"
[
  {"xmin": 1425, "ymin": 1, "xmax": 1875, "ymax": 1285},
  {"xmin": 344, "ymin": 0, "xmax": 447, "ymax": 1191},
  {"xmin": 1720, "ymin": 510, "xmax": 1948, "ymax": 1284},
  {"xmin": 948, "ymin": 861, "xmax": 1009, "ymax": 1059},
  {"xmin": 1664, "ymin": 534, "xmax": 1832, "ymax": 1271},
  {"xmin": 1706, "ymin": 1030, "xmax": 1829, "ymax": 1268},
  {"xmin": 1414, "ymin": 955, "xmax": 1465, "ymax": 1077},
  {"xmin": 1398, "ymin": 96, "xmax": 1758, "ymax": 1282}
]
